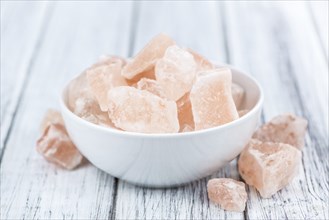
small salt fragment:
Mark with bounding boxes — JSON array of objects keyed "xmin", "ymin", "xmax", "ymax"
[
  {"xmin": 207, "ymin": 178, "xmax": 247, "ymax": 212},
  {"xmin": 155, "ymin": 45, "xmax": 197, "ymax": 101},
  {"xmin": 122, "ymin": 34, "xmax": 175, "ymax": 79},
  {"xmin": 137, "ymin": 78, "xmax": 165, "ymax": 98},
  {"xmin": 238, "ymin": 139, "xmax": 301, "ymax": 198},
  {"xmin": 40, "ymin": 109, "xmax": 64, "ymax": 133},
  {"xmin": 176, "ymin": 93, "xmax": 194, "ymax": 131},
  {"xmin": 187, "ymin": 48, "xmax": 214, "ymax": 72},
  {"xmin": 253, "ymin": 114, "xmax": 308, "ymax": 149},
  {"xmin": 108, "ymin": 86, "xmax": 179, "ymax": 133},
  {"xmin": 190, "ymin": 68, "xmax": 239, "ymax": 130},
  {"xmin": 238, "ymin": 109, "xmax": 249, "ymax": 118},
  {"xmin": 36, "ymin": 124, "xmax": 83, "ymax": 170},
  {"xmin": 87, "ymin": 56, "xmax": 127, "ymax": 111},
  {"xmin": 232, "ymin": 83, "xmax": 245, "ymax": 110},
  {"xmin": 181, "ymin": 124, "xmax": 194, "ymax": 132}
]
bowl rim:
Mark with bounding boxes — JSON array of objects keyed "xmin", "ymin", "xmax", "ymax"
[{"xmin": 59, "ymin": 64, "xmax": 264, "ymax": 138}]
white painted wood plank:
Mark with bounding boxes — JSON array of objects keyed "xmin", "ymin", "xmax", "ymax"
[
  {"xmin": 309, "ymin": 1, "xmax": 329, "ymax": 58},
  {"xmin": 224, "ymin": 1, "xmax": 328, "ymax": 219},
  {"xmin": 0, "ymin": 1, "xmax": 50, "ymax": 153},
  {"xmin": 0, "ymin": 2, "xmax": 134, "ymax": 219},
  {"xmin": 114, "ymin": 2, "xmax": 243, "ymax": 220}
]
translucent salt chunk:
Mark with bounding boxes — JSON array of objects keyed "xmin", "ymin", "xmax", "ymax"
[
  {"xmin": 36, "ymin": 124, "xmax": 83, "ymax": 170},
  {"xmin": 176, "ymin": 93, "xmax": 194, "ymax": 131},
  {"xmin": 136, "ymin": 78, "xmax": 165, "ymax": 98},
  {"xmin": 155, "ymin": 45, "xmax": 197, "ymax": 101},
  {"xmin": 122, "ymin": 33, "xmax": 175, "ymax": 79},
  {"xmin": 40, "ymin": 109, "xmax": 64, "ymax": 133},
  {"xmin": 231, "ymin": 83, "xmax": 245, "ymax": 110},
  {"xmin": 126, "ymin": 67, "xmax": 156, "ymax": 86},
  {"xmin": 207, "ymin": 178, "xmax": 247, "ymax": 212},
  {"xmin": 190, "ymin": 68, "xmax": 239, "ymax": 130},
  {"xmin": 108, "ymin": 86, "xmax": 179, "ymax": 133},
  {"xmin": 253, "ymin": 114, "xmax": 308, "ymax": 149},
  {"xmin": 238, "ymin": 139, "xmax": 301, "ymax": 198},
  {"xmin": 187, "ymin": 48, "xmax": 214, "ymax": 72},
  {"xmin": 87, "ymin": 56, "xmax": 127, "ymax": 111}
]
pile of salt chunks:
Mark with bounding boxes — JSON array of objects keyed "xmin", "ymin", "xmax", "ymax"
[{"xmin": 36, "ymin": 34, "xmax": 308, "ymax": 212}]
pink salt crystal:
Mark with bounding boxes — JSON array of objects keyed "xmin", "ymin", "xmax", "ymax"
[
  {"xmin": 122, "ymin": 33, "xmax": 175, "ymax": 79},
  {"xmin": 155, "ymin": 45, "xmax": 197, "ymax": 101},
  {"xmin": 96, "ymin": 55, "xmax": 127, "ymax": 67},
  {"xmin": 253, "ymin": 114, "xmax": 308, "ymax": 149},
  {"xmin": 238, "ymin": 109, "xmax": 249, "ymax": 118},
  {"xmin": 36, "ymin": 124, "xmax": 83, "ymax": 170},
  {"xmin": 86, "ymin": 57, "xmax": 127, "ymax": 111},
  {"xmin": 231, "ymin": 83, "xmax": 245, "ymax": 110},
  {"xmin": 136, "ymin": 78, "xmax": 165, "ymax": 98},
  {"xmin": 190, "ymin": 68, "xmax": 239, "ymax": 130},
  {"xmin": 238, "ymin": 139, "xmax": 301, "ymax": 198},
  {"xmin": 176, "ymin": 93, "xmax": 194, "ymax": 131},
  {"xmin": 207, "ymin": 178, "xmax": 247, "ymax": 212},
  {"xmin": 126, "ymin": 67, "xmax": 156, "ymax": 86},
  {"xmin": 181, "ymin": 124, "xmax": 194, "ymax": 132},
  {"xmin": 107, "ymin": 86, "xmax": 179, "ymax": 133},
  {"xmin": 40, "ymin": 109, "xmax": 64, "ymax": 133},
  {"xmin": 187, "ymin": 48, "xmax": 214, "ymax": 72}
]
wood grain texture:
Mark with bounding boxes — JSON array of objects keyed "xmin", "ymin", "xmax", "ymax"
[
  {"xmin": 223, "ymin": 1, "xmax": 328, "ymax": 219},
  {"xmin": 0, "ymin": 2, "xmax": 133, "ymax": 219}
]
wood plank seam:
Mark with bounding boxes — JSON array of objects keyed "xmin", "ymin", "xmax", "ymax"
[{"xmin": 0, "ymin": 2, "xmax": 55, "ymax": 164}]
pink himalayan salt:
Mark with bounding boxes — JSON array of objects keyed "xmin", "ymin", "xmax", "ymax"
[
  {"xmin": 126, "ymin": 67, "xmax": 156, "ymax": 86},
  {"xmin": 207, "ymin": 178, "xmax": 247, "ymax": 212},
  {"xmin": 67, "ymin": 72, "xmax": 115, "ymax": 128},
  {"xmin": 137, "ymin": 78, "xmax": 165, "ymax": 98},
  {"xmin": 176, "ymin": 93, "xmax": 194, "ymax": 131},
  {"xmin": 122, "ymin": 33, "xmax": 175, "ymax": 80},
  {"xmin": 238, "ymin": 139, "xmax": 301, "ymax": 198},
  {"xmin": 190, "ymin": 68, "xmax": 239, "ymax": 130},
  {"xmin": 253, "ymin": 114, "xmax": 308, "ymax": 149},
  {"xmin": 232, "ymin": 83, "xmax": 245, "ymax": 110},
  {"xmin": 36, "ymin": 124, "xmax": 83, "ymax": 170},
  {"xmin": 155, "ymin": 45, "xmax": 197, "ymax": 101},
  {"xmin": 86, "ymin": 56, "xmax": 127, "ymax": 111},
  {"xmin": 238, "ymin": 109, "xmax": 249, "ymax": 118},
  {"xmin": 181, "ymin": 124, "xmax": 194, "ymax": 133},
  {"xmin": 107, "ymin": 86, "xmax": 179, "ymax": 133},
  {"xmin": 40, "ymin": 109, "xmax": 64, "ymax": 133},
  {"xmin": 187, "ymin": 48, "xmax": 214, "ymax": 72}
]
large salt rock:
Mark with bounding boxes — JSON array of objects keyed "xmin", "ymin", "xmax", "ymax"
[
  {"xmin": 207, "ymin": 178, "xmax": 247, "ymax": 212},
  {"xmin": 238, "ymin": 139, "xmax": 302, "ymax": 198},
  {"xmin": 137, "ymin": 78, "xmax": 165, "ymax": 98},
  {"xmin": 232, "ymin": 83, "xmax": 245, "ymax": 110},
  {"xmin": 36, "ymin": 124, "xmax": 83, "ymax": 170},
  {"xmin": 155, "ymin": 45, "xmax": 197, "ymax": 101},
  {"xmin": 40, "ymin": 109, "xmax": 64, "ymax": 133},
  {"xmin": 122, "ymin": 34, "xmax": 175, "ymax": 79},
  {"xmin": 187, "ymin": 48, "xmax": 214, "ymax": 72},
  {"xmin": 253, "ymin": 114, "xmax": 308, "ymax": 149},
  {"xmin": 190, "ymin": 68, "xmax": 239, "ymax": 130},
  {"xmin": 176, "ymin": 93, "xmax": 194, "ymax": 131},
  {"xmin": 87, "ymin": 56, "xmax": 127, "ymax": 111},
  {"xmin": 108, "ymin": 86, "xmax": 179, "ymax": 133}
]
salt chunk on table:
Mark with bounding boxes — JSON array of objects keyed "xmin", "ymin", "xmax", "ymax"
[
  {"xmin": 190, "ymin": 68, "xmax": 239, "ymax": 130},
  {"xmin": 108, "ymin": 86, "xmax": 179, "ymax": 133},
  {"xmin": 238, "ymin": 139, "xmax": 302, "ymax": 198}
]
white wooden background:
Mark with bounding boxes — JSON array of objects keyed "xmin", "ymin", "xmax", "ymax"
[{"xmin": 1, "ymin": 1, "xmax": 328, "ymax": 219}]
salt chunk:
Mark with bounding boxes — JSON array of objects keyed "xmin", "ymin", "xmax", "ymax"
[
  {"xmin": 187, "ymin": 48, "xmax": 214, "ymax": 72},
  {"xmin": 176, "ymin": 93, "xmax": 194, "ymax": 131},
  {"xmin": 122, "ymin": 34, "xmax": 175, "ymax": 79},
  {"xmin": 238, "ymin": 139, "xmax": 301, "ymax": 198},
  {"xmin": 36, "ymin": 124, "xmax": 83, "ymax": 170},
  {"xmin": 137, "ymin": 78, "xmax": 165, "ymax": 98},
  {"xmin": 181, "ymin": 124, "xmax": 194, "ymax": 133},
  {"xmin": 108, "ymin": 86, "xmax": 179, "ymax": 133},
  {"xmin": 238, "ymin": 109, "xmax": 249, "ymax": 118},
  {"xmin": 253, "ymin": 114, "xmax": 308, "ymax": 149},
  {"xmin": 232, "ymin": 83, "xmax": 245, "ymax": 110},
  {"xmin": 190, "ymin": 68, "xmax": 239, "ymax": 130},
  {"xmin": 126, "ymin": 67, "xmax": 156, "ymax": 86},
  {"xmin": 207, "ymin": 178, "xmax": 247, "ymax": 212},
  {"xmin": 87, "ymin": 57, "xmax": 127, "ymax": 111},
  {"xmin": 155, "ymin": 45, "xmax": 197, "ymax": 101},
  {"xmin": 40, "ymin": 109, "xmax": 64, "ymax": 133}
]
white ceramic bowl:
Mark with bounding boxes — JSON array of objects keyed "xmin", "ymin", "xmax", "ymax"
[{"xmin": 60, "ymin": 65, "xmax": 263, "ymax": 187}]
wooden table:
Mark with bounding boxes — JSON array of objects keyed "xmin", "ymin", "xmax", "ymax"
[{"xmin": 1, "ymin": 1, "xmax": 328, "ymax": 219}]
